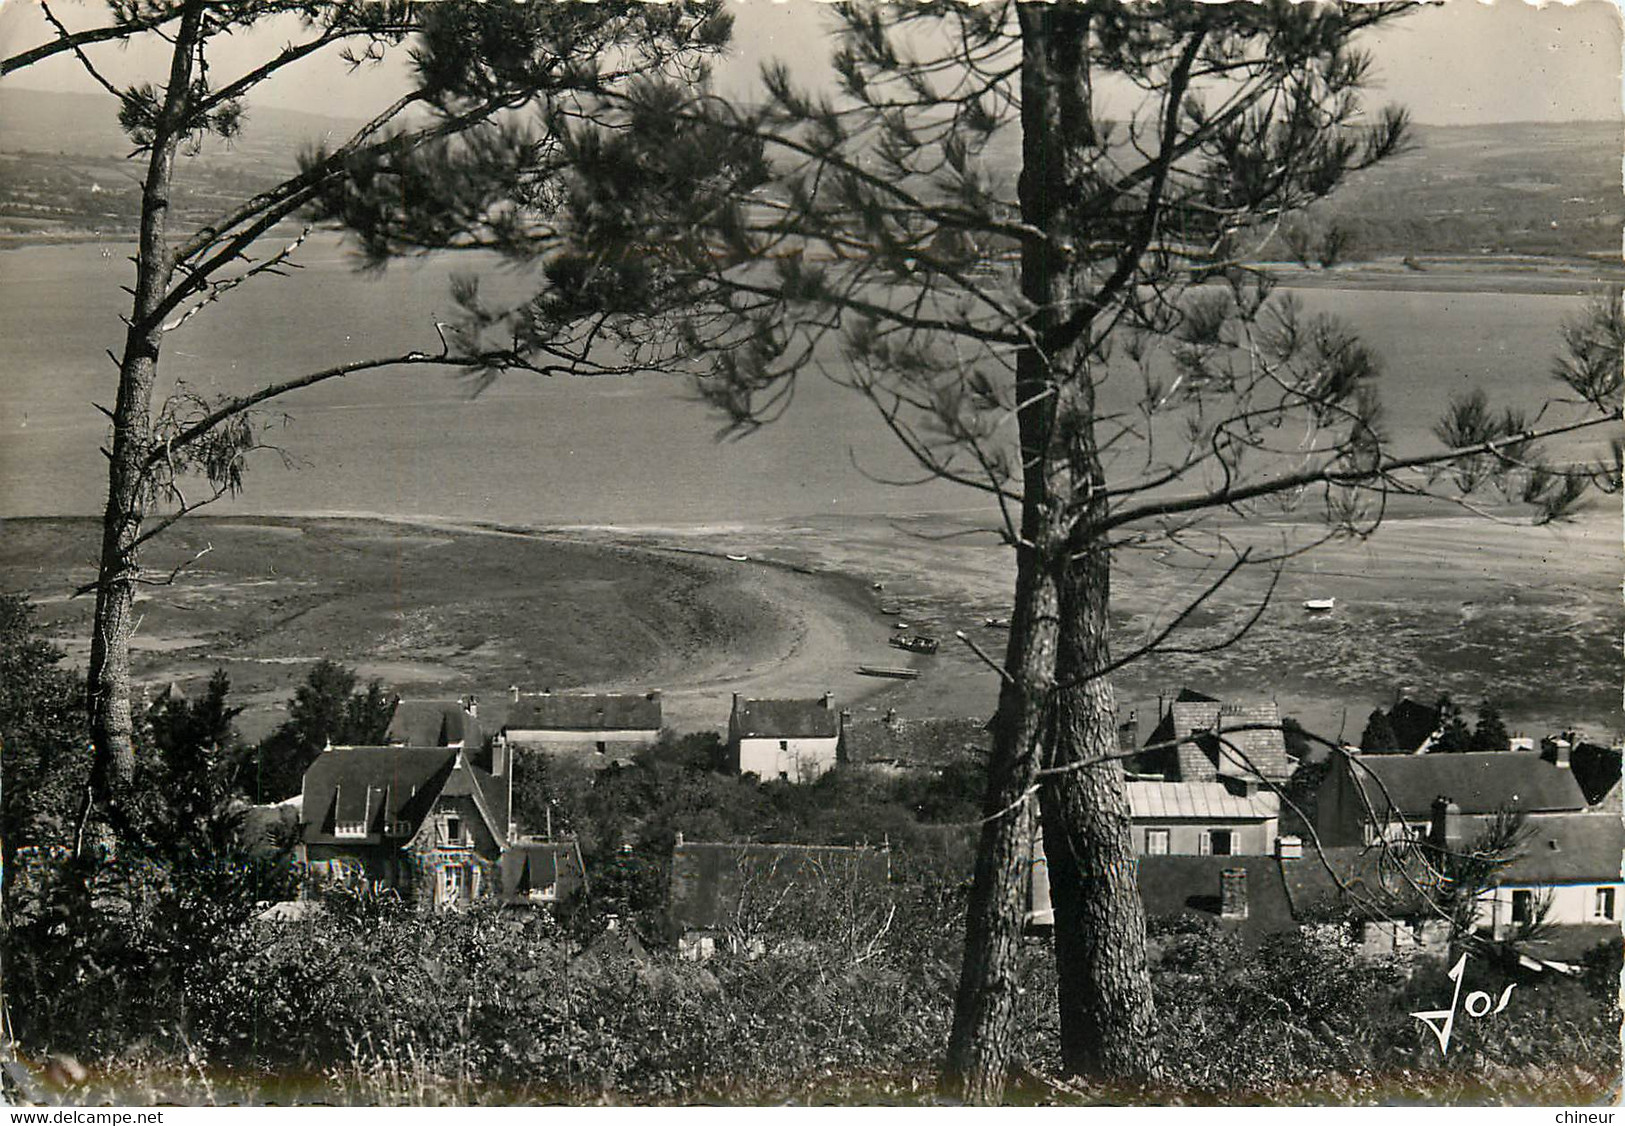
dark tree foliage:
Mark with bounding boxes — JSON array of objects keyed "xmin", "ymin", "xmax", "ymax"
[
  {"xmin": 240, "ymin": 659, "xmax": 398, "ymax": 801},
  {"xmin": 1430, "ymin": 695, "xmax": 1474, "ymax": 754},
  {"xmin": 330, "ymin": 0, "xmax": 1624, "ymax": 1097},
  {"xmin": 1359, "ymin": 708, "xmax": 1398, "ymax": 752},
  {"xmin": 1470, "ymin": 701, "xmax": 1511, "ymax": 754}
]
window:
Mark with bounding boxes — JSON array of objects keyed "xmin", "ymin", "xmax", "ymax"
[
  {"xmin": 1596, "ymin": 887, "xmax": 1616, "ymax": 920},
  {"xmin": 1201, "ymin": 830, "xmax": 1233, "ymax": 857},
  {"xmin": 334, "ymin": 821, "xmax": 367, "ymax": 839},
  {"xmin": 442, "ymin": 815, "xmax": 464, "ymax": 846},
  {"xmin": 779, "ymin": 740, "xmax": 789, "ymax": 752},
  {"xmin": 1511, "ymin": 889, "xmax": 1533, "ymax": 924},
  {"xmin": 437, "ymin": 864, "xmax": 466, "ymax": 907},
  {"xmin": 595, "ymin": 740, "xmax": 607, "ymax": 755},
  {"xmin": 1145, "ymin": 829, "xmax": 1170, "ymax": 856}
]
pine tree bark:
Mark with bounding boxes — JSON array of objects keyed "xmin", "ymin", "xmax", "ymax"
[
  {"xmin": 84, "ymin": 0, "xmax": 206, "ymax": 821},
  {"xmin": 946, "ymin": 3, "xmax": 1157, "ymax": 1096}
]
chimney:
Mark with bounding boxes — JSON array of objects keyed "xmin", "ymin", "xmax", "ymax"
[
  {"xmin": 821, "ymin": 691, "xmax": 833, "ymax": 710},
  {"xmin": 1220, "ymin": 868, "xmax": 1248, "ymax": 919},
  {"xmin": 1429, "ymin": 796, "xmax": 1463, "ymax": 852},
  {"xmin": 674, "ymin": 830, "xmax": 684, "ymax": 847},
  {"xmin": 1118, "ymin": 710, "xmax": 1139, "ymax": 752},
  {"xmin": 490, "ymin": 733, "xmax": 508, "ymax": 778},
  {"xmin": 510, "ymin": 684, "xmax": 520, "ymax": 703},
  {"xmin": 462, "ymin": 694, "xmax": 478, "ymax": 717},
  {"xmin": 646, "ymin": 688, "xmax": 662, "ymax": 701},
  {"xmin": 1276, "ymin": 835, "xmax": 1303, "ymax": 860},
  {"xmin": 1552, "ymin": 738, "xmax": 1572, "ymax": 769}
]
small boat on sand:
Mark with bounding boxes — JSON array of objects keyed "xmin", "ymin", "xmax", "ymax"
[
  {"xmin": 1303, "ymin": 598, "xmax": 1336, "ymax": 612},
  {"xmin": 878, "ymin": 605, "xmax": 902, "ymax": 616},
  {"xmin": 857, "ymin": 665, "xmax": 921, "ymax": 680},
  {"xmin": 726, "ymin": 554, "xmax": 750, "ymax": 562},
  {"xmin": 984, "ymin": 617, "xmax": 1010, "ymax": 629},
  {"xmin": 889, "ymin": 635, "xmax": 940, "ymax": 655}
]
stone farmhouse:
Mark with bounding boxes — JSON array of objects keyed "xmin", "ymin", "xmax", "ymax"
[
  {"xmin": 727, "ymin": 693, "xmax": 842, "ymax": 782},
  {"xmin": 500, "ymin": 689, "xmax": 664, "ymax": 769}
]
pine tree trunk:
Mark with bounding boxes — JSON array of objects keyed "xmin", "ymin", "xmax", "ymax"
[
  {"xmin": 1042, "ymin": 540, "xmax": 1160, "ymax": 1079},
  {"xmin": 84, "ymin": 0, "xmax": 205, "ymax": 820},
  {"xmin": 945, "ymin": 541, "xmax": 1059, "ymax": 1102}
]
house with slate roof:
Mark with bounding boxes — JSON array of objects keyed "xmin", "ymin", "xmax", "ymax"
[
  {"xmin": 1138, "ymin": 688, "xmax": 1294, "ymax": 784},
  {"xmin": 499, "ymin": 689, "xmax": 663, "ymax": 768},
  {"xmin": 1475, "ymin": 811, "xmax": 1624, "ymax": 951},
  {"xmin": 385, "ymin": 696, "xmax": 507, "ymax": 751},
  {"xmin": 727, "ymin": 693, "xmax": 842, "ymax": 782},
  {"xmin": 297, "ymin": 739, "xmax": 585, "ymax": 910},
  {"xmin": 1315, "ymin": 748, "xmax": 1589, "ymax": 847}
]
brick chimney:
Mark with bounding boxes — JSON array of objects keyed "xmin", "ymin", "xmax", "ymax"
[
  {"xmin": 1220, "ymin": 868, "xmax": 1248, "ymax": 919},
  {"xmin": 1429, "ymin": 796, "xmax": 1463, "ymax": 852}
]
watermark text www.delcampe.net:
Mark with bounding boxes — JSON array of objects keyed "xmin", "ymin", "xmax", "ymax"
[{"xmin": 8, "ymin": 1113, "xmax": 163, "ymax": 1124}]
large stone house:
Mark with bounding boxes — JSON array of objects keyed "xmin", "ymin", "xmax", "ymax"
[
  {"xmin": 297, "ymin": 742, "xmax": 584, "ymax": 910},
  {"xmin": 499, "ymin": 690, "xmax": 663, "ymax": 769},
  {"xmin": 727, "ymin": 693, "xmax": 842, "ymax": 782},
  {"xmin": 1314, "ymin": 748, "xmax": 1590, "ymax": 847}
]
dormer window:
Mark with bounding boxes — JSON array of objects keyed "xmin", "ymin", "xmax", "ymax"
[{"xmin": 442, "ymin": 815, "xmax": 465, "ymax": 846}]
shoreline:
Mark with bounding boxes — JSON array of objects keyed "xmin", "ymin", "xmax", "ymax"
[{"xmin": 3, "ymin": 503, "xmax": 1618, "ymax": 746}]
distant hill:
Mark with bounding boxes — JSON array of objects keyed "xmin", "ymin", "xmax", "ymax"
[
  {"xmin": 0, "ymin": 86, "xmax": 361, "ymax": 163},
  {"xmin": 0, "ymin": 88, "xmax": 1617, "ymax": 262},
  {"xmin": 1279, "ymin": 120, "xmax": 1622, "ymax": 262}
]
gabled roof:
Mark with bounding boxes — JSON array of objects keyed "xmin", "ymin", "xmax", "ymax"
[
  {"xmin": 1279, "ymin": 846, "xmax": 1434, "ymax": 922},
  {"xmin": 504, "ymin": 693, "xmax": 662, "ymax": 733},
  {"xmin": 1142, "ymin": 693, "xmax": 1292, "ymax": 782},
  {"xmin": 499, "ymin": 840, "xmax": 588, "ymax": 902},
  {"xmin": 1137, "ymin": 854, "xmax": 1298, "ymax": 946},
  {"xmin": 1127, "ymin": 781, "xmax": 1279, "ymax": 821},
  {"xmin": 731, "ymin": 697, "xmax": 839, "ymax": 740},
  {"xmin": 1350, "ymin": 751, "xmax": 1588, "ymax": 820},
  {"xmin": 1563, "ymin": 743, "xmax": 1623, "ymax": 807},
  {"xmin": 1388, "ymin": 698, "xmax": 1442, "ymax": 752},
  {"xmin": 668, "ymin": 841, "xmax": 889, "ymax": 932},
  {"xmin": 1493, "ymin": 812, "xmax": 1624, "ymax": 886},
  {"xmin": 386, "ymin": 699, "xmax": 502, "ymax": 749},
  {"xmin": 840, "ymin": 716, "xmax": 987, "ymax": 767},
  {"xmin": 300, "ymin": 746, "xmax": 507, "ymax": 847}
]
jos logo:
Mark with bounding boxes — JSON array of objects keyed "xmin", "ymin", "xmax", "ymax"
[{"xmin": 1411, "ymin": 952, "xmax": 1517, "ymax": 1055}]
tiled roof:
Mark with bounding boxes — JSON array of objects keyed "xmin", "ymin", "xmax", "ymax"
[
  {"xmin": 1137, "ymin": 854, "xmax": 1298, "ymax": 946},
  {"xmin": 840, "ymin": 716, "xmax": 987, "ymax": 766},
  {"xmin": 668, "ymin": 842, "xmax": 889, "ymax": 932},
  {"xmin": 1279, "ymin": 846, "xmax": 1433, "ymax": 922},
  {"xmin": 1127, "ymin": 781, "xmax": 1279, "ymax": 821},
  {"xmin": 732, "ymin": 697, "xmax": 839, "ymax": 740},
  {"xmin": 1493, "ymin": 812, "xmax": 1624, "ymax": 886},
  {"xmin": 1352, "ymin": 752, "xmax": 1588, "ymax": 820},
  {"xmin": 504, "ymin": 693, "xmax": 662, "ymax": 733}
]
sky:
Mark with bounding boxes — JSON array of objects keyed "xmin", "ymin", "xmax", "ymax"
[{"xmin": 0, "ymin": 0, "xmax": 1620, "ymax": 126}]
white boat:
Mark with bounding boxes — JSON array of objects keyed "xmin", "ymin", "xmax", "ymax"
[
  {"xmin": 1303, "ymin": 598, "xmax": 1336, "ymax": 612},
  {"xmin": 725, "ymin": 554, "xmax": 750, "ymax": 562}
]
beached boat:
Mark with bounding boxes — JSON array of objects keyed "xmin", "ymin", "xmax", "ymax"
[
  {"xmin": 857, "ymin": 665, "xmax": 921, "ymax": 680},
  {"xmin": 983, "ymin": 617, "xmax": 1010, "ymax": 629},
  {"xmin": 1303, "ymin": 598, "xmax": 1336, "ymax": 612},
  {"xmin": 889, "ymin": 635, "xmax": 940, "ymax": 655},
  {"xmin": 725, "ymin": 554, "xmax": 750, "ymax": 562},
  {"xmin": 878, "ymin": 605, "xmax": 902, "ymax": 616}
]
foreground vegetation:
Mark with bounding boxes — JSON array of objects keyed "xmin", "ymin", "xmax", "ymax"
[{"xmin": 4, "ymin": 593, "xmax": 1620, "ymax": 1106}]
